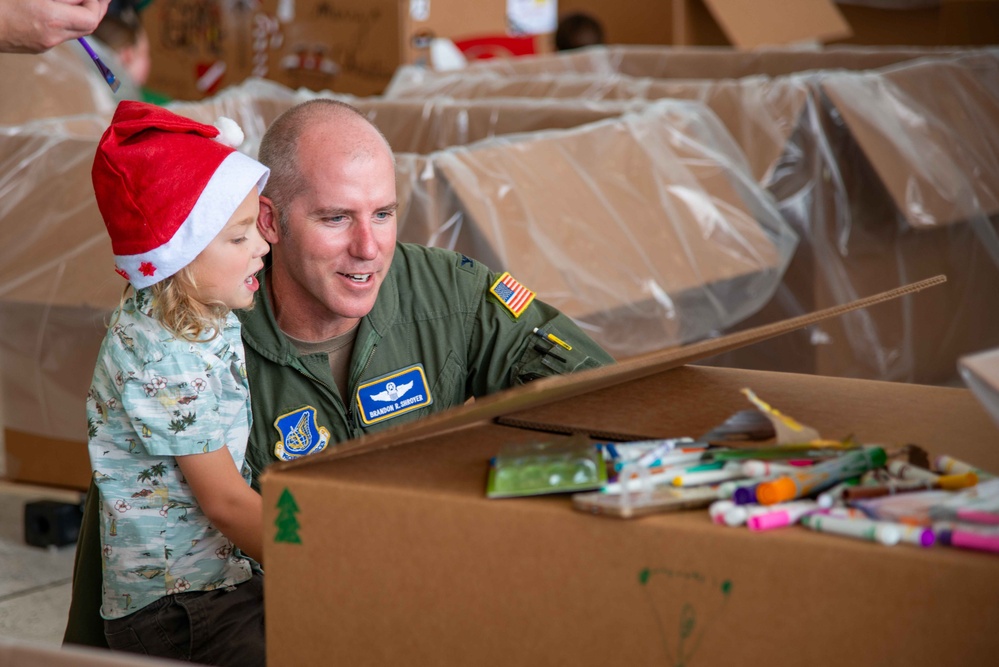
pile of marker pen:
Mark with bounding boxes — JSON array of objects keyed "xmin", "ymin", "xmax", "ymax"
[{"xmin": 589, "ymin": 439, "xmax": 999, "ymax": 555}]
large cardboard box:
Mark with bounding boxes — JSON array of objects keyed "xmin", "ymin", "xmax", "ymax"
[
  {"xmin": 260, "ymin": 279, "xmax": 999, "ymax": 667},
  {"xmin": 142, "ymin": 0, "xmax": 551, "ymax": 100},
  {"xmin": 418, "ymin": 101, "xmax": 796, "ymax": 358}
]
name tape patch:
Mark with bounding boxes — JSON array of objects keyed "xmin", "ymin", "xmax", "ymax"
[{"xmin": 356, "ymin": 364, "xmax": 433, "ymax": 426}]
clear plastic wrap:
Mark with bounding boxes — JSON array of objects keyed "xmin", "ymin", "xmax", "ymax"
[
  {"xmin": 0, "ymin": 42, "xmax": 118, "ymax": 125},
  {"xmin": 384, "ymin": 46, "xmax": 999, "ymax": 384},
  {"xmin": 410, "ymin": 101, "xmax": 796, "ymax": 355}
]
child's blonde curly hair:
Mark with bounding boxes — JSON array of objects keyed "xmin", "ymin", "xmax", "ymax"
[
  {"xmin": 116, "ymin": 265, "xmax": 244, "ymax": 342},
  {"xmin": 149, "ymin": 267, "xmax": 231, "ymax": 342}
]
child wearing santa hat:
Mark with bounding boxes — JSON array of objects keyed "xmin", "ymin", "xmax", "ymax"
[{"xmin": 87, "ymin": 101, "xmax": 269, "ymax": 666}]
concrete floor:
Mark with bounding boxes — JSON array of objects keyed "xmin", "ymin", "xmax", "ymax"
[{"xmin": 0, "ymin": 472, "xmax": 81, "ymax": 647}]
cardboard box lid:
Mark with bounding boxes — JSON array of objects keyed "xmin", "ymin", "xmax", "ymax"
[
  {"xmin": 430, "ymin": 100, "xmax": 796, "ymax": 355},
  {"xmin": 697, "ymin": 0, "xmax": 852, "ymax": 48},
  {"xmin": 820, "ymin": 50, "xmax": 999, "ymax": 228},
  {"xmin": 265, "ymin": 275, "xmax": 946, "ymax": 474}
]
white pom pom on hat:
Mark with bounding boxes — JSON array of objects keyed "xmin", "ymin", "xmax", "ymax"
[
  {"xmin": 92, "ymin": 101, "xmax": 269, "ymax": 289},
  {"xmin": 213, "ymin": 116, "xmax": 245, "ymax": 148}
]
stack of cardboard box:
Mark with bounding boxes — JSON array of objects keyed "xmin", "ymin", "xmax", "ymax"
[{"xmin": 384, "ymin": 46, "xmax": 999, "ymax": 384}]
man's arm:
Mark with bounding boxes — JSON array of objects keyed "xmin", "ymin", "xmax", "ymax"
[
  {"xmin": 466, "ymin": 266, "xmax": 616, "ymax": 396},
  {"xmin": 0, "ymin": 0, "xmax": 110, "ymax": 54}
]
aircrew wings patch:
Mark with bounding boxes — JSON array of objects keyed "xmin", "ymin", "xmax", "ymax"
[{"xmin": 489, "ymin": 272, "xmax": 535, "ymax": 318}]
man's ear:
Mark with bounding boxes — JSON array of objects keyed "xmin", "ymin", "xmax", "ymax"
[{"xmin": 257, "ymin": 196, "xmax": 281, "ymax": 244}]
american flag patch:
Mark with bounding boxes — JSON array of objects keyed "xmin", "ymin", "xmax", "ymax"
[{"xmin": 489, "ymin": 272, "xmax": 536, "ymax": 318}]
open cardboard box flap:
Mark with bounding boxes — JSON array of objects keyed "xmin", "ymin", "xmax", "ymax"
[
  {"xmin": 263, "ymin": 274, "xmax": 947, "ymax": 476},
  {"xmin": 696, "ymin": 0, "xmax": 852, "ymax": 48}
]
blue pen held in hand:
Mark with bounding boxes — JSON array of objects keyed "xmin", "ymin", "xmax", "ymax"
[{"xmin": 77, "ymin": 36, "xmax": 121, "ymax": 93}]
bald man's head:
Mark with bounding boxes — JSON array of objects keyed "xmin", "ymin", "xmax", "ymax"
[{"xmin": 258, "ymin": 99, "xmax": 394, "ymax": 234}]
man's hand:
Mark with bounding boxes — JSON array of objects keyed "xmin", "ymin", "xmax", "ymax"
[{"xmin": 0, "ymin": 0, "xmax": 111, "ymax": 54}]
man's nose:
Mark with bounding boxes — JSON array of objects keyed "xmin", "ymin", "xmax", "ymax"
[{"xmin": 349, "ymin": 220, "xmax": 378, "ymax": 259}]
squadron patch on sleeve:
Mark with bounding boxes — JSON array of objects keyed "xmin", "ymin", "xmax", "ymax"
[
  {"xmin": 356, "ymin": 364, "xmax": 433, "ymax": 426},
  {"xmin": 489, "ymin": 272, "xmax": 536, "ymax": 318}
]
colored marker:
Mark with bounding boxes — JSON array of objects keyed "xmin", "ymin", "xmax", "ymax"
[
  {"xmin": 602, "ymin": 461, "xmax": 724, "ymax": 494},
  {"xmin": 822, "ymin": 506, "xmax": 871, "ymax": 520},
  {"xmin": 722, "ymin": 504, "xmax": 773, "ymax": 527},
  {"xmin": 533, "ymin": 327, "xmax": 572, "ymax": 351},
  {"xmin": 816, "ymin": 478, "xmax": 860, "ymax": 508},
  {"xmin": 613, "ymin": 450, "xmax": 704, "ymax": 473},
  {"xmin": 842, "ymin": 472, "xmax": 979, "ymax": 501},
  {"xmin": 756, "ymin": 447, "xmax": 887, "ymax": 505},
  {"xmin": 716, "ymin": 480, "xmax": 745, "ymax": 499},
  {"xmin": 887, "ymin": 460, "xmax": 939, "ymax": 483},
  {"xmin": 934, "ymin": 454, "xmax": 995, "ymax": 479},
  {"xmin": 610, "ymin": 438, "xmax": 704, "ymax": 458},
  {"xmin": 898, "ymin": 524, "xmax": 936, "ymax": 548},
  {"xmin": 709, "ymin": 500, "xmax": 736, "ymax": 525},
  {"xmin": 632, "ymin": 438, "xmax": 700, "ymax": 468},
  {"xmin": 800, "ymin": 513, "xmax": 901, "ymax": 546},
  {"xmin": 708, "ymin": 446, "xmax": 852, "ymax": 462},
  {"xmin": 77, "ymin": 36, "xmax": 121, "ymax": 93},
  {"xmin": 672, "ymin": 467, "xmax": 746, "ymax": 488},
  {"xmin": 733, "ymin": 483, "xmax": 760, "ymax": 505},
  {"xmin": 741, "ymin": 460, "xmax": 800, "ymax": 477},
  {"xmin": 746, "ymin": 500, "xmax": 819, "ymax": 531},
  {"xmin": 936, "ymin": 525, "xmax": 999, "ymax": 554}
]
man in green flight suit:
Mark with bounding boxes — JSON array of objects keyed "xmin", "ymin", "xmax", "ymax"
[{"xmin": 65, "ymin": 98, "xmax": 614, "ymax": 648}]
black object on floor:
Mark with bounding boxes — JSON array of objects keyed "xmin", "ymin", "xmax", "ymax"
[{"xmin": 24, "ymin": 499, "xmax": 84, "ymax": 548}]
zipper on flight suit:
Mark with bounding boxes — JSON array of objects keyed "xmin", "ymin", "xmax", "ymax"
[
  {"xmin": 346, "ymin": 344, "xmax": 377, "ymax": 431},
  {"xmin": 288, "ymin": 356, "xmax": 346, "ymax": 428}
]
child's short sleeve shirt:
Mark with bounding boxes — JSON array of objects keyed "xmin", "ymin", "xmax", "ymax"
[{"xmin": 87, "ymin": 289, "xmax": 254, "ymax": 619}]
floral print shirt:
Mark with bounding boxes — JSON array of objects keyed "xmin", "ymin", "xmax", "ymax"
[{"xmin": 87, "ymin": 289, "xmax": 253, "ymax": 619}]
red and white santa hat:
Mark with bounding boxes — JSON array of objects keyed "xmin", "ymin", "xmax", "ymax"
[{"xmin": 92, "ymin": 101, "xmax": 269, "ymax": 289}]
